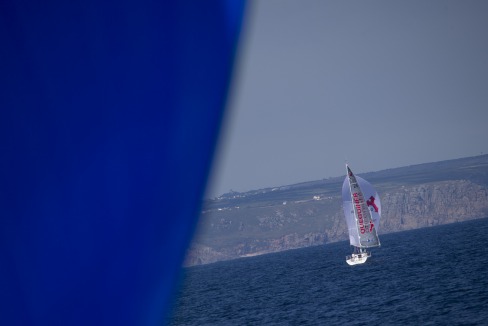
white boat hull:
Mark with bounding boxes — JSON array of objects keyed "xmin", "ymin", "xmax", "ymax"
[{"xmin": 346, "ymin": 252, "xmax": 370, "ymax": 265}]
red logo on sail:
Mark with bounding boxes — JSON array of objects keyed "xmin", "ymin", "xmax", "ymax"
[
  {"xmin": 369, "ymin": 222, "xmax": 374, "ymax": 232},
  {"xmin": 367, "ymin": 196, "xmax": 378, "ymax": 212}
]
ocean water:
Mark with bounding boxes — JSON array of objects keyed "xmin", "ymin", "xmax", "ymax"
[{"xmin": 168, "ymin": 218, "xmax": 488, "ymax": 325}]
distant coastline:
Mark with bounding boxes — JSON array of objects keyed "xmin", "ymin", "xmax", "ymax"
[{"xmin": 186, "ymin": 154, "xmax": 488, "ymax": 266}]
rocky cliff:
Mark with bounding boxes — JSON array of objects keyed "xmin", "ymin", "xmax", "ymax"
[
  {"xmin": 381, "ymin": 180, "xmax": 488, "ymax": 232},
  {"xmin": 184, "ymin": 156, "xmax": 488, "ymax": 266}
]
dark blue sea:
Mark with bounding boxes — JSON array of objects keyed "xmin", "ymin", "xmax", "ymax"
[{"xmin": 168, "ymin": 218, "xmax": 488, "ymax": 325}]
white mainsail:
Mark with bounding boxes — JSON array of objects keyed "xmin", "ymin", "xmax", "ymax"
[{"xmin": 342, "ymin": 165, "xmax": 381, "ymax": 264}]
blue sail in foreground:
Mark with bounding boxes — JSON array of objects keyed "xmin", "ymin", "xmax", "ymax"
[
  {"xmin": 342, "ymin": 165, "xmax": 381, "ymax": 265},
  {"xmin": 0, "ymin": 1, "xmax": 246, "ymax": 325}
]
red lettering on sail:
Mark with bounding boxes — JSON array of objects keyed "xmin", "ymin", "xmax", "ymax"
[
  {"xmin": 367, "ymin": 196, "xmax": 378, "ymax": 212},
  {"xmin": 353, "ymin": 193, "xmax": 366, "ymax": 233}
]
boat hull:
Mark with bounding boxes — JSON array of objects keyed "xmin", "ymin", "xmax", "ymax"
[{"xmin": 346, "ymin": 252, "xmax": 370, "ymax": 265}]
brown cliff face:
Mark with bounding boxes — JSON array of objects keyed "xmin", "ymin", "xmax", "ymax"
[
  {"xmin": 380, "ymin": 180, "xmax": 488, "ymax": 232},
  {"xmin": 184, "ymin": 156, "xmax": 488, "ymax": 266}
]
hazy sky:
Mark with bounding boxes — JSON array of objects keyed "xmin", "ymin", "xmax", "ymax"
[{"xmin": 206, "ymin": 0, "xmax": 488, "ymax": 198}]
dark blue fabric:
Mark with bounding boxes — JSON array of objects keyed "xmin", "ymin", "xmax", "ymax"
[{"xmin": 0, "ymin": 1, "xmax": 245, "ymax": 324}]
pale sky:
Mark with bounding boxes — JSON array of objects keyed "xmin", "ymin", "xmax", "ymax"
[{"xmin": 206, "ymin": 0, "xmax": 488, "ymax": 198}]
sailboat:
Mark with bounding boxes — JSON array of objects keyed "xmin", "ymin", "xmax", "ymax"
[{"xmin": 342, "ymin": 165, "xmax": 381, "ymax": 265}]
